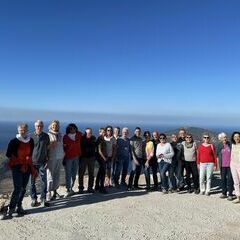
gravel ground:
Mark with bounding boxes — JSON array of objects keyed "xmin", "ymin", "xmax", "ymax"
[{"xmin": 1, "ymin": 175, "xmax": 240, "ymax": 240}]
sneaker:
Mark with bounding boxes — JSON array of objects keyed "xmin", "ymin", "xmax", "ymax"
[
  {"xmin": 51, "ymin": 191, "xmax": 61, "ymax": 201},
  {"xmin": 64, "ymin": 189, "xmax": 75, "ymax": 198},
  {"xmin": 1, "ymin": 208, "xmax": 14, "ymax": 220},
  {"xmin": 16, "ymin": 206, "xmax": 27, "ymax": 216},
  {"xmin": 162, "ymin": 189, "xmax": 168, "ymax": 194},
  {"xmin": 187, "ymin": 189, "xmax": 192, "ymax": 194},
  {"xmin": 233, "ymin": 197, "xmax": 240, "ymax": 204},
  {"xmin": 227, "ymin": 196, "xmax": 234, "ymax": 201},
  {"xmin": 40, "ymin": 199, "xmax": 50, "ymax": 207},
  {"xmin": 200, "ymin": 191, "xmax": 205, "ymax": 195},
  {"xmin": 46, "ymin": 192, "xmax": 52, "ymax": 202},
  {"xmin": 220, "ymin": 194, "xmax": 227, "ymax": 199},
  {"xmin": 31, "ymin": 199, "xmax": 40, "ymax": 207},
  {"xmin": 205, "ymin": 192, "xmax": 210, "ymax": 196}
]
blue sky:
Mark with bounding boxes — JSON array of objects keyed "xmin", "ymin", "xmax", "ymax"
[{"xmin": 0, "ymin": 1, "xmax": 240, "ymax": 126}]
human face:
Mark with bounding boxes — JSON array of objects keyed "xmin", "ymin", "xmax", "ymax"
[
  {"xmin": 114, "ymin": 128, "xmax": 120, "ymax": 137},
  {"xmin": 51, "ymin": 122, "xmax": 59, "ymax": 132},
  {"xmin": 203, "ymin": 135, "xmax": 210, "ymax": 143},
  {"xmin": 159, "ymin": 135, "xmax": 166, "ymax": 143},
  {"xmin": 85, "ymin": 129, "xmax": 92, "ymax": 138},
  {"xmin": 185, "ymin": 135, "xmax": 192, "ymax": 143},
  {"xmin": 144, "ymin": 133, "xmax": 150, "ymax": 142},
  {"xmin": 106, "ymin": 128, "xmax": 113, "ymax": 137},
  {"xmin": 135, "ymin": 129, "xmax": 141, "ymax": 137},
  {"xmin": 152, "ymin": 132, "xmax": 159, "ymax": 141},
  {"xmin": 179, "ymin": 130, "xmax": 186, "ymax": 139},
  {"xmin": 35, "ymin": 122, "xmax": 43, "ymax": 134},
  {"xmin": 99, "ymin": 129, "xmax": 106, "ymax": 137},
  {"xmin": 122, "ymin": 129, "xmax": 128, "ymax": 138},
  {"xmin": 171, "ymin": 135, "xmax": 177, "ymax": 143},
  {"xmin": 234, "ymin": 134, "xmax": 240, "ymax": 144},
  {"xmin": 222, "ymin": 135, "xmax": 227, "ymax": 143},
  {"xmin": 18, "ymin": 126, "xmax": 28, "ymax": 137}
]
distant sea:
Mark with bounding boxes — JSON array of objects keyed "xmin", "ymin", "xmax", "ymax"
[{"xmin": 0, "ymin": 121, "xmax": 238, "ymax": 151}]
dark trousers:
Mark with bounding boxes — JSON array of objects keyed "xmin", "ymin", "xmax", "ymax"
[
  {"xmin": 9, "ymin": 165, "xmax": 30, "ymax": 210},
  {"xmin": 169, "ymin": 164, "xmax": 178, "ymax": 190},
  {"xmin": 30, "ymin": 164, "xmax": 47, "ymax": 200},
  {"xmin": 78, "ymin": 157, "xmax": 95, "ymax": 190},
  {"xmin": 128, "ymin": 158, "xmax": 143, "ymax": 188},
  {"xmin": 95, "ymin": 158, "xmax": 106, "ymax": 189},
  {"xmin": 184, "ymin": 161, "xmax": 199, "ymax": 190},
  {"xmin": 177, "ymin": 160, "xmax": 185, "ymax": 188},
  {"xmin": 144, "ymin": 161, "xmax": 158, "ymax": 189},
  {"xmin": 221, "ymin": 167, "xmax": 234, "ymax": 196}
]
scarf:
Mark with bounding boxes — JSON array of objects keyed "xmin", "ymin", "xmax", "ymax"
[{"xmin": 16, "ymin": 134, "xmax": 30, "ymax": 143}]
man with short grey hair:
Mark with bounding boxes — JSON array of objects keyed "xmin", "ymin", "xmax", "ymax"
[{"xmin": 30, "ymin": 120, "xmax": 50, "ymax": 207}]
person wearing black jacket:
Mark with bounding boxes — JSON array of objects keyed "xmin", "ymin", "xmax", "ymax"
[{"xmin": 78, "ymin": 128, "xmax": 96, "ymax": 193}]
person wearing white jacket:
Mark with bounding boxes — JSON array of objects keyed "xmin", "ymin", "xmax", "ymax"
[{"xmin": 156, "ymin": 133, "xmax": 174, "ymax": 193}]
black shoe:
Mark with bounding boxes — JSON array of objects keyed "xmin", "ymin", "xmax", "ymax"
[
  {"xmin": 17, "ymin": 206, "xmax": 27, "ymax": 216},
  {"xmin": 99, "ymin": 188, "xmax": 108, "ymax": 194},
  {"xmin": 87, "ymin": 188, "xmax": 95, "ymax": 194},
  {"xmin": 1, "ymin": 208, "xmax": 14, "ymax": 220},
  {"xmin": 187, "ymin": 189, "xmax": 192, "ymax": 194},
  {"xmin": 78, "ymin": 189, "xmax": 84, "ymax": 194},
  {"xmin": 194, "ymin": 189, "xmax": 200, "ymax": 194}
]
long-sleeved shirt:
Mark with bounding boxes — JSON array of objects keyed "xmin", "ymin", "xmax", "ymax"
[
  {"xmin": 130, "ymin": 135, "xmax": 143, "ymax": 161},
  {"xmin": 156, "ymin": 142, "xmax": 174, "ymax": 164},
  {"xmin": 197, "ymin": 144, "xmax": 217, "ymax": 166},
  {"xmin": 117, "ymin": 137, "xmax": 131, "ymax": 159}
]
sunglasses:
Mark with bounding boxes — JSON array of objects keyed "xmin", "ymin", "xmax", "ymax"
[
  {"xmin": 107, "ymin": 129, "xmax": 112, "ymax": 132},
  {"xmin": 186, "ymin": 136, "xmax": 192, "ymax": 139},
  {"xmin": 203, "ymin": 136, "xmax": 210, "ymax": 139},
  {"xmin": 159, "ymin": 137, "xmax": 166, "ymax": 140}
]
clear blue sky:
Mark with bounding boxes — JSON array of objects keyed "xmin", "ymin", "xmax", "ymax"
[{"xmin": 0, "ymin": 1, "xmax": 240, "ymax": 125}]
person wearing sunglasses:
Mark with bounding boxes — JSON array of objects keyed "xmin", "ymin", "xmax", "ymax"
[
  {"xmin": 156, "ymin": 133, "xmax": 174, "ymax": 194},
  {"xmin": 182, "ymin": 133, "xmax": 199, "ymax": 194},
  {"xmin": 197, "ymin": 133, "xmax": 217, "ymax": 196}
]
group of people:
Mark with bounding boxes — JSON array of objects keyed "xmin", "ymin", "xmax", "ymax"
[{"xmin": 1, "ymin": 120, "xmax": 240, "ymax": 220}]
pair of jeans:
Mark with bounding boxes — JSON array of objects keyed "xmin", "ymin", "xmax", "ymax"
[
  {"xmin": 199, "ymin": 162, "xmax": 214, "ymax": 193},
  {"xmin": 128, "ymin": 158, "xmax": 143, "ymax": 188},
  {"xmin": 114, "ymin": 156, "xmax": 130, "ymax": 185},
  {"xmin": 177, "ymin": 160, "xmax": 185, "ymax": 188},
  {"xmin": 95, "ymin": 158, "xmax": 106, "ymax": 190},
  {"xmin": 64, "ymin": 157, "xmax": 79, "ymax": 190},
  {"xmin": 221, "ymin": 167, "xmax": 234, "ymax": 196},
  {"xmin": 184, "ymin": 161, "xmax": 199, "ymax": 190},
  {"xmin": 31, "ymin": 164, "xmax": 47, "ymax": 200},
  {"xmin": 144, "ymin": 161, "xmax": 158, "ymax": 189},
  {"xmin": 168, "ymin": 163, "xmax": 178, "ymax": 190},
  {"xmin": 9, "ymin": 165, "xmax": 30, "ymax": 210},
  {"xmin": 78, "ymin": 157, "xmax": 95, "ymax": 190},
  {"xmin": 158, "ymin": 160, "xmax": 171, "ymax": 190}
]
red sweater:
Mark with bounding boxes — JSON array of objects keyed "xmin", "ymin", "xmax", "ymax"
[
  {"xmin": 197, "ymin": 144, "xmax": 217, "ymax": 166},
  {"xmin": 63, "ymin": 132, "xmax": 82, "ymax": 160}
]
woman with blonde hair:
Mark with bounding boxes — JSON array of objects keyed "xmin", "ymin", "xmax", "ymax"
[{"xmin": 47, "ymin": 120, "xmax": 64, "ymax": 200}]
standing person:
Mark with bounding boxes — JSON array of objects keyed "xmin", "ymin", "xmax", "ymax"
[
  {"xmin": 1, "ymin": 123, "xmax": 35, "ymax": 219},
  {"xmin": 114, "ymin": 127, "xmax": 131, "ymax": 187},
  {"xmin": 197, "ymin": 133, "xmax": 217, "ymax": 196},
  {"xmin": 230, "ymin": 131, "xmax": 240, "ymax": 203},
  {"xmin": 143, "ymin": 131, "xmax": 154, "ymax": 191},
  {"xmin": 127, "ymin": 127, "xmax": 144, "ymax": 190},
  {"xmin": 63, "ymin": 123, "xmax": 82, "ymax": 197},
  {"xmin": 182, "ymin": 133, "xmax": 199, "ymax": 194},
  {"xmin": 169, "ymin": 134, "xmax": 185, "ymax": 192},
  {"xmin": 156, "ymin": 133, "xmax": 174, "ymax": 194},
  {"xmin": 112, "ymin": 127, "xmax": 121, "ymax": 185},
  {"xmin": 78, "ymin": 128, "xmax": 96, "ymax": 194},
  {"xmin": 151, "ymin": 131, "xmax": 160, "ymax": 191},
  {"xmin": 104, "ymin": 126, "xmax": 116, "ymax": 187},
  {"xmin": 46, "ymin": 120, "xmax": 64, "ymax": 201},
  {"xmin": 95, "ymin": 128, "xmax": 108, "ymax": 194},
  {"xmin": 217, "ymin": 132, "xmax": 234, "ymax": 201},
  {"xmin": 30, "ymin": 120, "xmax": 50, "ymax": 207}
]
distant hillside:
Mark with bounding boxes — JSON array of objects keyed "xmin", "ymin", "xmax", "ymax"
[{"xmin": 165, "ymin": 127, "xmax": 219, "ymax": 146}]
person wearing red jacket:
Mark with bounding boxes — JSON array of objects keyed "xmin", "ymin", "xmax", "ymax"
[
  {"xmin": 63, "ymin": 123, "xmax": 82, "ymax": 197},
  {"xmin": 197, "ymin": 133, "xmax": 217, "ymax": 196}
]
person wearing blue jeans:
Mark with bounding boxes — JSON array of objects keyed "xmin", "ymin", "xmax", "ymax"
[{"xmin": 156, "ymin": 133, "xmax": 174, "ymax": 193}]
